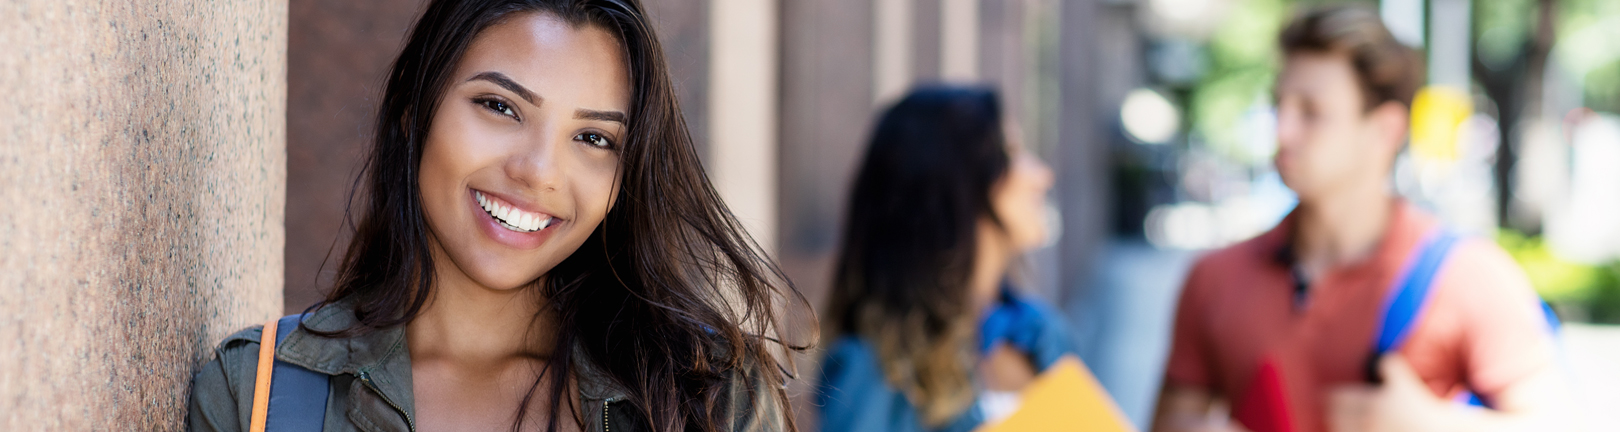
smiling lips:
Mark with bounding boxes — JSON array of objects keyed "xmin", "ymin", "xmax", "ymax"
[{"xmin": 475, "ymin": 190, "xmax": 555, "ymax": 232}]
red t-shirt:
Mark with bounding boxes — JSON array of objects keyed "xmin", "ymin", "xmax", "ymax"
[{"xmin": 1164, "ymin": 201, "xmax": 1556, "ymax": 432}]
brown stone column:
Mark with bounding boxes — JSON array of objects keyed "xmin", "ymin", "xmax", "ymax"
[
  {"xmin": 1056, "ymin": 0, "xmax": 1112, "ymax": 304},
  {"xmin": 775, "ymin": 3, "xmax": 878, "ymax": 427},
  {"xmin": 777, "ymin": 0, "xmax": 876, "ymax": 312},
  {"xmin": 978, "ymin": 0, "xmax": 1027, "ymax": 122},
  {"xmin": 0, "ymin": 1, "xmax": 288, "ymax": 430},
  {"xmin": 645, "ymin": 0, "xmax": 712, "ymax": 162},
  {"xmin": 911, "ymin": 0, "xmax": 944, "ymax": 82}
]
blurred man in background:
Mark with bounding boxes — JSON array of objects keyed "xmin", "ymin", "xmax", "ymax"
[{"xmin": 1151, "ymin": 5, "xmax": 1578, "ymax": 432}]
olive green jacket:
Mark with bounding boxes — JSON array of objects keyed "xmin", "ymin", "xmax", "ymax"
[{"xmin": 186, "ymin": 303, "xmax": 784, "ymax": 432}]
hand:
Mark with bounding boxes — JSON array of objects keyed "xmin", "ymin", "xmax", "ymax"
[
  {"xmin": 1327, "ymin": 354, "xmax": 1452, "ymax": 432},
  {"xmin": 978, "ymin": 342, "xmax": 1037, "ymax": 392},
  {"xmin": 1152, "ymin": 384, "xmax": 1254, "ymax": 432},
  {"xmin": 1198, "ymin": 422, "xmax": 1252, "ymax": 432},
  {"xmin": 1162, "ymin": 417, "xmax": 1253, "ymax": 432}
]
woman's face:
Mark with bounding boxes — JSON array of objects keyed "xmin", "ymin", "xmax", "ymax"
[
  {"xmin": 989, "ymin": 128, "xmax": 1054, "ymax": 252},
  {"xmin": 417, "ymin": 12, "xmax": 630, "ymax": 291}
]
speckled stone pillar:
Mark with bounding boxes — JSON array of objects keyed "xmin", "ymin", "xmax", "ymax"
[{"xmin": 0, "ymin": 1, "xmax": 287, "ymax": 430}]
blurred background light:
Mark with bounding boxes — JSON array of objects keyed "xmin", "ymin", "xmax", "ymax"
[
  {"xmin": 1379, "ymin": 0, "xmax": 1425, "ymax": 47},
  {"xmin": 1139, "ymin": 0, "xmax": 1231, "ymax": 40},
  {"xmin": 1409, "ymin": 86, "xmax": 1474, "ymax": 162},
  {"xmin": 1547, "ymin": 113, "xmax": 1620, "ymax": 264},
  {"xmin": 1121, "ymin": 88, "xmax": 1180, "ymax": 145},
  {"xmin": 1148, "ymin": 0, "xmax": 1215, "ymax": 28}
]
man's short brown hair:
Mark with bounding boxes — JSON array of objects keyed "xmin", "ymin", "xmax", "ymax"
[{"xmin": 1280, "ymin": 5, "xmax": 1424, "ymax": 111}]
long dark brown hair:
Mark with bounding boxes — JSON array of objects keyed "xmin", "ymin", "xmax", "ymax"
[
  {"xmin": 314, "ymin": 1, "xmax": 808, "ymax": 431},
  {"xmin": 823, "ymin": 86, "xmax": 1009, "ymax": 426}
]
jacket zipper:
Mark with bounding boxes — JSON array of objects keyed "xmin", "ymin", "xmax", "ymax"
[
  {"xmin": 602, "ymin": 398, "xmax": 612, "ymax": 432},
  {"xmin": 358, "ymin": 369, "xmax": 417, "ymax": 432}
]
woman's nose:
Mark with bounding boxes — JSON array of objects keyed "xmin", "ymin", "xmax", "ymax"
[
  {"xmin": 1033, "ymin": 157, "xmax": 1056, "ymax": 191},
  {"xmin": 506, "ymin": 132, "xmax": 567, "ymax": 192}
]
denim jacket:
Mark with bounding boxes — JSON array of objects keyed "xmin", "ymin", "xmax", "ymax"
[
  {"xmin": 187, "ymin": 302, "xmax": 783, "ymax": 432},
  {"xmin": 815, "ymin": 288, "xmax": 1077, "ymax": 432}
]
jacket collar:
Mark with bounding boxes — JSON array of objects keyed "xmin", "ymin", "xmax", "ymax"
[
  {"xmin": 571, "ymin": 346, "xmax": 629, "ymax": 402},
  {"xmin": 274, "ymin": 301, "xmax": 631, "ymax": 403},
  {"xmin": 275, "ymin": 302, "xmax": 406, "ymax": 376}
]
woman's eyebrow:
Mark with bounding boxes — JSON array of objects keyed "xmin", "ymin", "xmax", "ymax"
[
  {"xmin": 466, "ymin": 71, "xmax": 539, "ymax": 105},
  {"xmin": 575, "ymin": 109, "xmax": 626, "ymax": 125}
]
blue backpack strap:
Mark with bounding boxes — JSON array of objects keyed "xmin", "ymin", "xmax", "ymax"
[
  {"xmin": 1540, "ymin": 302, "xmax": 1562, "ymax": 332},
  {"xmin": 1374, "ymin": 230, "xmax": 1462, "ymax": 354},
  {"xmin": 1373, "ymin": 229, "xmax": 1564, "ymax": 409},
  {"xmin": 1371, "ymin": 230, "xmax": 1495, "ymax": 407},
  {"xmin": 266, "ymin": 313, "xmax": 330, "ymax": 431},
  {"xmin": 1374, "ymin": 230, "xmax": 1564, "ymax": 351}
]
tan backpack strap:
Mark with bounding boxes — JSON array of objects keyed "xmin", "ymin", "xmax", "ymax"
[{"xmin": 249, "ymin": 318, "xmax": 279, "ymax": 432}]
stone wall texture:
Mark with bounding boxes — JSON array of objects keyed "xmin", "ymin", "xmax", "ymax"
[{"xmin": 0, "ymin": 1, "xmax": 287, "ymax": 430}]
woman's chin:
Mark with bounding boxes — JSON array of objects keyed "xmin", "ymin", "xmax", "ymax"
[{"xmin": 465, "ymin": 271, "xmax": 546, "ymax": 292}]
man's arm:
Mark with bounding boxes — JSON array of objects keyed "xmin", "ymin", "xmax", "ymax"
[
  {"xmin": 1327, "ymin": 354, "xmax": 1585, "ymax": 432},
  {"xmin": 1326, "ymin": 240, "xmax": 1590, "ymax": 432}
]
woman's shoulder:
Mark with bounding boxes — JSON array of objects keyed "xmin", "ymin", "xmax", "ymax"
[
  {"xmin": 199, "ymin": 322, "xmax": 272, "ymax": 385},
  {"xmin": 213, "ymin": 324, "xmax": 271, "ymax": 356},
  {"xmin": 572, "ymin": 336, "xmax": 793, "ymax": 432},
  {"xmin": 188, "ymin": 323, "xmax": 269, "ymax": 432},
  {"xmin": 815, "ymin": 335, "xmax": 887, "ymax": 391},
  {"xmin": 720, "ymin": 350, "xmax": 791, "ymax": 432},
  {"xmin": 822, "ymin": 335, "xmax": 876, "ymax": 360},
  {"xmin": 188, "ymin": 302, "xmax": 374, "ymax": 432},
  {"xmin": 197, "ymin": 302, "xmax": 363, "ymax": 376},
  {"xmin": 817, "ymin": 335, "xmax": 882, "ymax": 375}
]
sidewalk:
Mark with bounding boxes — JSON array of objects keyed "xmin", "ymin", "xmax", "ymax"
[
  {"xmin": 1562, "ymin": 324, "xmax": 1620, "ymax": 427},
  {"xmin": 1066, "ymin": 240, "xmax": 1197, "ymax": 428}
]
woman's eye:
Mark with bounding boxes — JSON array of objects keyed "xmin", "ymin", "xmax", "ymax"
[
  {"xmin": 575, "ymin": 132, "xmax": 614, "ymax": 149},
  {"xmin": 478, "ymin": 98, "xmax": 517, "ymax": 119}
]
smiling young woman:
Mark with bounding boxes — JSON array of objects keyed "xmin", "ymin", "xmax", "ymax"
[{"xmin": 186, "ymin": 1, "xmax": 808, "ymax": 432}]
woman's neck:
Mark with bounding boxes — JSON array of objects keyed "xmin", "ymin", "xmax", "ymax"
[
  {"xmin": 409, "ymin": 247, "xmax": 554, "ymax": 365},
  {"xmin": 970, "ymin": 219, "xmax": 1014, "ymax": 318},
  {"xmin": 1293, "ymin": 179, "xmax": 1395, "ymax": 279}
]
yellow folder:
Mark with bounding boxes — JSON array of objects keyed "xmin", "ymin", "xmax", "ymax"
[{"xmin": 976, "ymin": 355, "xmax": 1137, "ymax": 432}]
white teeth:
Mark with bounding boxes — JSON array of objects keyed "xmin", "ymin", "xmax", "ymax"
[{"xmin": 475, "ymin": 190, "xmax": 552, "ymax": 233}]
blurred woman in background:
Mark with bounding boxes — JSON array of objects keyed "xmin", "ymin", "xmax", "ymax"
[{"xmin": 817, "ymin": 86, "xmax": 1077, "ymax": 431}]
